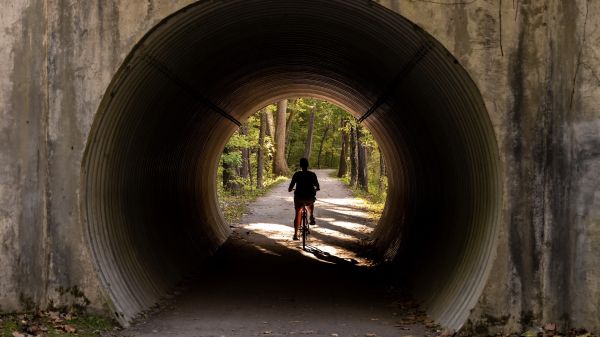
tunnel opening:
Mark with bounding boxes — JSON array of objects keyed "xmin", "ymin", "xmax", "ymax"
[
  {"xmin": 81, "ymin": 0, "xmax": 501, "ymax": 330},
  {"xmin": 216, "ymin": 97, "xmax": 387, "ymax": 266},
  {"xmin": 216, "ymin": 97, "xmax": 387, "ymax": 229}
]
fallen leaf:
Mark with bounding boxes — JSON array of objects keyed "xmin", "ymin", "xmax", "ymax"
[
  {"xmin": 12, "ymin": 332, "xmax": 26, "ymax": 337},
  {"xmin": 331, "ymin": 334, "xmax": 339, "ymax": 337},
  {"xmin": 522, "ymin": 329, "xmax": 539, "ymax": 337},
  {"xmin": 263, "ymin": 331, "xmax": 272, "ymax": 335},
  {"xmin": 64, "ymin": 324, "xmax": 77, "ymax": 333},
  {"xmin": 26, "ymin": 324, "xmax": 44, "ymax": 335},
  {"xmin": 366, "ymin": 333, "xmax": 377, "ymax": 337}
]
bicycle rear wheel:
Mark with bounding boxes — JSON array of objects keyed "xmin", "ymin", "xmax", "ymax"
[{"xmin": 302, "ymin": 207, "xmax": 308, "ymax": 250}]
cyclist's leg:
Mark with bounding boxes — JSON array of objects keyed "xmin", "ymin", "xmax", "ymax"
[
  {"xmin": 308, "ymin": 201, "xmax": 315, "ymax": 225},
  {"xmin": 293, "ymin": 199, "xmax": 302, "ymax": 240}
]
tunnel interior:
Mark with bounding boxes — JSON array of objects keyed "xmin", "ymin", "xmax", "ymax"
[{"xmin": 81, "ymin": 0, "xmax": 501, "ymax": 330}]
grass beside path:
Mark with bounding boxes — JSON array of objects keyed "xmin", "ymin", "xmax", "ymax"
[
  {"xmin": 331, "ymin": 171, "xmax": 386, "ymax": 225},
  {"xmin": 0, "ymin": 311, "xmax": 118, "ymax": 337}
]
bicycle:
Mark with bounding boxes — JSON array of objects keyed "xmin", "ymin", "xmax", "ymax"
[{"xmin": 300, "ymin": 203, "xmax": 310, "ymax": 250}]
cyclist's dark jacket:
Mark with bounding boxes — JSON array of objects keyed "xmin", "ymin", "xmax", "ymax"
[{"xmin": 289, "ymin": 170, "xmax": 319, "ymax": 199}]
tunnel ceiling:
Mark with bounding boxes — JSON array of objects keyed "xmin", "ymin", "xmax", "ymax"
[{"xmin": 82, "ymin": 0, "xmax": 501, "ymax": 330}]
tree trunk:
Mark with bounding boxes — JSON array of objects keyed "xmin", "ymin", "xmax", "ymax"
[
  {"xmin": 222, "ymin": 145, "xmax": 241, "ymax": 194},
  {"xmin": 257, "ymin": 109, "xmax": 266, "ymax": 189},
  {"xmin": 248, "ymin": 148, "xmax": 253, "ymax": 191},
  {"xmin": 273, "ymin": 99, "xmax": 289, "ymax": 176},
  {"xmin": 265, "ymin": 109, "xmax": 275, "ymax": 140},
  {"xmin": 337, "ymin": 119, "xmax": 348, "ymax": 177},
  {"xmin": 316, "ymin": 124, "xmax": 330, "ymax": 169},
  {"xmin": 357, "ymin": 125, "xmax": 368, "ymax": 192},
  {"xmin": 285, "ymin": 109, "xmax": 295, "ymax": 140},
  {"xmin": 285, "ymin": 109, "xmax": 295, "ymax": 161},
  {"xmin": 239, "ymin": 124, "xmax": 250, "ymax": 180},
  {"xmin": 304, "ymin": 106, "xmax": 316, "ymax": 160},
  {"xmin": 379, "ymin": 151, "xmax": 386, "ymax": 193},
  {"xmin": 349, "ymin": 125, "xmax": 358, "ymax": 187}
]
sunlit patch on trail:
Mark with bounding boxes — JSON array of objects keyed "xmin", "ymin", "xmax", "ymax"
[
  {"xmin": 330, "ymin": 221, "xmax": 372, "ymax": 233},
  {"xmin": 240, "ymin": 183, "xmax": 377, "ymax": 267}
]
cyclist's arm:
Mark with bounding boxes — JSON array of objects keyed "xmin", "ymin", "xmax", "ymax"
[
  {"xmin": 313, "ymin": 173, "xmax": 320, "ymax": 191},
  {"xmin": 288, "ymin": 175, "xmax": 296, "ymax": 192}
]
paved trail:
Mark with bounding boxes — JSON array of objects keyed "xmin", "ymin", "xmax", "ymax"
[{"xmin": 122, "ymin": 170, "xmax": 427, "ymax": 337}]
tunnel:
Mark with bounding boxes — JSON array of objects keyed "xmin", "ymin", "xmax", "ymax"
[{"xmin": 81, "ymin": 0, "xmax": 501, "ymax": 330}]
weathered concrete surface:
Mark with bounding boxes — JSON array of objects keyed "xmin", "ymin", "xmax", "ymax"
[
  {"xmin": 0, "ymin": 0, "xmax": 598, "ymax": 333},
  {"xmin": 0, "ymin": 0, "xmax": 48, "ymax": 311},
  {"xmin": 385, "ymin": 0, "xmax": 600, "ymax": 331},
  {"xmin": 0, "ymin": 0, "xmax": 195, "ymax": 314}
]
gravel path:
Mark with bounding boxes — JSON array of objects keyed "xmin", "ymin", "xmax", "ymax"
[{"xmin": 121, "ymin": 170, "xmax": 428, "ymax": 337}]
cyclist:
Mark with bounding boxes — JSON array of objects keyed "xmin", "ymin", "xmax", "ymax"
[{"xmin": 288, "ymin": 158, "xmax": 320, "ymax": 240}]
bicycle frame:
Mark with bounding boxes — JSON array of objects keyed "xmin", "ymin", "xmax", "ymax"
[{"xmin": 301, "ymin": 205, "xmax": 309, "ymax": 250}]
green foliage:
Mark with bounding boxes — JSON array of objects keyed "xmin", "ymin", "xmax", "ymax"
[
  {"xmin": 338, "ymin": 170, "xmax": 386, "ymax": 216},
  {"xmin": 221, "ymin": 150, "xmax": 242, "ymax": 168},
  {"xmin": 1, "ymin": 317, "xmax": 19, "ymax": 337},
  {"xmin": 285, "ymin": 97, "xmax": 348, "ymax": 169},
  {"xmin": 218, "ymin": 97, "xmax": 387, "ymax": 221}
]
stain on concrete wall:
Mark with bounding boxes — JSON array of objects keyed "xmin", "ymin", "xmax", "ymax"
[{"xmin": 0, "ymin": 0, "xmax": 48, "ymax": 311}]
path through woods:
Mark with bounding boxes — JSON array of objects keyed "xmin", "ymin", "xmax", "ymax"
[{"xmin": 122, "ymin": 170, "xmax": 429, "ymax": 337}]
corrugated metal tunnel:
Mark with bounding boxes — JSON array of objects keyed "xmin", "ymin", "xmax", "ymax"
[{"xmin": 81, "ymin": 0, "xmax": 501, "ymax": 330}]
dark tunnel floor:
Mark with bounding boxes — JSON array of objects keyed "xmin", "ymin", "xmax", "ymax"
[{"xmin": 121, "ymin": 170, "xmax": 432, "ymax": 337}]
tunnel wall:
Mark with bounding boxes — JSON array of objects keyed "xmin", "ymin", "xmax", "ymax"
[{"xmin": 0, "ymin": 0, "xmax": 599, "ymax": 332}]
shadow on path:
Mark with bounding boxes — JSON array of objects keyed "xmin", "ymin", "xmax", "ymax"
[{"xmin": 123, "ymin": 170, "xmax": 427, "ymax": 337}]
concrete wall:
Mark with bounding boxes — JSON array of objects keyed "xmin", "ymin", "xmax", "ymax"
[
  {"xmin": 0, "ymin": 0, "xmax": 598, "ymax": 332},
  {"xmin": 386, "ymin": 0, "xmax": 600, "ymax": 331},
  {"xmin": 0, "ymin": 0, "xmax": 195, "ymax": 314},
  {"xmin": 388, "ymin": 0, "xmax": 600, "ymax": 327}
]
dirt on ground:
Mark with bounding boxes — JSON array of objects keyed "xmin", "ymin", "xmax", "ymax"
[{"xmin": 120, "ymin": 170, "xmax": 430, "ymax": 337}]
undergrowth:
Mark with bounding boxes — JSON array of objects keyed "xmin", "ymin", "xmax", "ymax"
[{"xmin": 335, "ymin": 171, "xmax": 387, "ymax": 223}]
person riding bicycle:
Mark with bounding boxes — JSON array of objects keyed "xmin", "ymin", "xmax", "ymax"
[{"xmin": 288, "ymin": 158, "xmax": 320, "ymax": 240}]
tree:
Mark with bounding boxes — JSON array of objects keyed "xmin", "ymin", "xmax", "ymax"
[
  {"xmin": 266, "ymin": 108, "xmax": 275, "ymax": 139},
  {"xmin": 379, "ymin": 151, "xmax": 386, "ymax": 193},
  {"xmin": 349, "ymin": 124, "xmax": 358, "ymax": 187},
  {"xmin": 284, "ymin": 101, "xmax": 297, "ymax": 162},
  {"xmin": 222, "ymin": 143, "xmax": 241, "ymax": 194},
  {"xmin": 337, "ymin": 119, "xmax": 348, "ymax": 177},
  {"xmin": 256, "ymin": 109, "xmax": 266, "ymax": 189},
  {"xmin": 304, "ymin": 106, "xmax": 316, "ymax": 160},
  {"xmin": 357, "ymin": 125, "xmax": 368, "ymax": 192},
  {"xmin": 273, "ymin": 99, "xmax": 289, "ymax": 176},
  {"xmin": 239, "ymin": 124, "xmax": 250, "ymax": 180},
  {"xmin": 316, "ymin": 123, "xmax": 330, "ymax": 169}
]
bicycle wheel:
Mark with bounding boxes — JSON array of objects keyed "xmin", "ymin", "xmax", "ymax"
[{"xmin": 302, "ymin": 207, "xmax": 308, "ymax": 250}]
